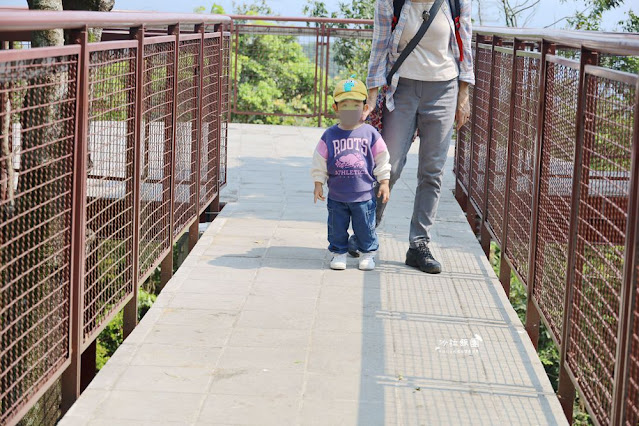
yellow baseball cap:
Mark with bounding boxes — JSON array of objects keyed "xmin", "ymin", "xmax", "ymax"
[{"xmin": 334, "ymin": 75, "xmax": 368, "ymax": 103}]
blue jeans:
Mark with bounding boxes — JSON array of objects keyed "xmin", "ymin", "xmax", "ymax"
[{"xmin": 327, "ymin": 198, "xmax": 379, "ymax": 254}]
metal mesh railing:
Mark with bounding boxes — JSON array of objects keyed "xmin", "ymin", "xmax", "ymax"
[
  {"xmin": 200, "ymin": 34, "xmax": 221, "ymax": 210},
  {"xmin": 220, "ymin": 31, "xmax": 230, "ymax": 188},
  {"xmin": 173, "ymin": 38, "xmax": 200, "ymax": 238},
  {"xmin": 566, "ymin": 71, "xmax": 635, "ymax": 425},
  {"xmin": 504, "ymin": 51, "xmax": 540, "ymax": 286},
  {"xmin": 469, "ymin": 44, "xmax": 492, "ymax": 216},
  {"xmin": 533, "ymin": 58, "xmax": 580, "ymax": 345},
  {"xmin": 627, "ymin": 281, "xmax": 639, "ymax": 426},
  {"xmin": 0, "ymin": 48, "xmax": 79, "ymax": 425},
  {"xmin": 454, "ymin": 28, "xmax": 639, "ymax": 425},
  {"xmin": 83, "ymin": 44, "xmax": 137, "ymax": 344},
  {"xmin": 0, "ymin": 12, "xmax": 230, "ymax": 424},
  {"xmin": 485, "ymin": 47, "xmax": 513, "ymax": 244},
  {"xmin": 138, "ymin": 40, "xmax": 175, "ymax": 279},
  {"xmin": 455, "ymin": 81, "xmax": 473, "ymax": 193}
]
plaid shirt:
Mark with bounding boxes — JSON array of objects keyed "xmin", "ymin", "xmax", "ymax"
[{"xmin": 367, "ymin": 0, "xmax": 475, "ymax": 111}]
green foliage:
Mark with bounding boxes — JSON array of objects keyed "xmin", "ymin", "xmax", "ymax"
[
  {"xmin": 302, "ymin": 0, "xmax": 338, "ymax": 20},
  {"xmin": 95, "ymin": 288, "xmax": 157, "ymax": 370},
  {"xmin": 233, "ymin": 26, "xmax": 318, "ymax": 124},
  {"xmin": 89, "ymin": 59, "xmax": 130, "ymax": 121},
  {"xmin": 564, "ymin": 0, "xmax": 625, "ymax": 30},
  {"xmin": 304, "ymin": 0, "xmax": 373, "ymax": 81},
  {"xmin": 95, "ymin": 234, "xmax": 193, "ymax": 370},
  {"xmin": 194, "ymin": 3, "xmax": 225, "ymax": 14},
  {"xmin": 233, "ymin": 0, "xmax": 273, "ymax": 16}
]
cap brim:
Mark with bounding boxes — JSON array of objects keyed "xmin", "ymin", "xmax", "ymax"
[{"xmin": 334, "ymin": 92, "xmax": 367, "ymax": 102}]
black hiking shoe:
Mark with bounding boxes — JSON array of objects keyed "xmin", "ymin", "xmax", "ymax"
[
  {"xmin": 405, "ymin": 242, "xmax": 442, "ymax": 274},
  {"xmin": 348, "ymin": 235, "xmax": 360, "ymax": 258}
]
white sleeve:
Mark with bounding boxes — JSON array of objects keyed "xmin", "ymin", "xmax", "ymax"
[
  {"xmin": 373, "ymin": 150, "xmax": 391, "ymax": 182},
  {"xmin": 311, "ymin": 149, "xmax": 328, "ymax": 184}
]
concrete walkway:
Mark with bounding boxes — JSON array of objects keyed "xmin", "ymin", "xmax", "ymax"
[{"xmin": 60, "ymin": 124, "xmax": 567, "ymax": 425}]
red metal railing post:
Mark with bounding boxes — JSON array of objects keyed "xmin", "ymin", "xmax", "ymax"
[
  {"xmin": 160, "ymin": 24, "xmax": 180, "ymax": 289},
  {"xmin": 498, "ymin": 39, "xmax": 525, "ymax": 297},
  {"xmin": 322, "ymin": 23, "xmax": 330, "ymax": 128},
  {"xmin": 478, "ymin": 35, "xmax": 499, "ymax": 257},
  {"xmin": 232, "ymin": 20, "xmax": 239, "ymax": 118},
  {"xmin": 123, "ymin": 25, "xmax": 145, "ymax": 338},
  {"xmin": 610, "ymin": 72, "xmax": 639, "ymax": 426},
  {"xmin": 210, "ymin": 22, "xmax": 224, "ymax": 214},
  {"xmin": 61, "ymin": 26, "xmax": 89, "ymax": 415},
  {"xmin": 557, "ymin": 47, "xmax": 598, "ymax": 422},
  {"xmin": 312, "ymin": 24, "xmax": 320, "ymax": 125},
  {"xmin": 524, "ymin": 40, "xmax": 556, "ymax": 350},
  {"xmin": 464, "ymin": 36, "xmax": 482, "ymax": 228},
  {"xmin": 189, "ymin": 23, "xmax": 205, "ymax": 251}
]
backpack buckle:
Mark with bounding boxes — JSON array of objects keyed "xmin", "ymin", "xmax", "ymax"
[{"xmin": 422, "ymin": 10, "xmax": 430, "ymax": 20}]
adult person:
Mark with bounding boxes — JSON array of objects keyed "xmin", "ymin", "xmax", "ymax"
[{"xmin": 365, "ymin": 0, "xmax": 475, "ymax": 273}]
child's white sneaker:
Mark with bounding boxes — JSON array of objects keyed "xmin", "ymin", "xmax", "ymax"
[
  {"xmin": 359, "ymin": 252, "xmax": 376, "ymax": 271},
  {"xmin": 330, "ymin": 253, "xmax": 347, "ymax": 270}
]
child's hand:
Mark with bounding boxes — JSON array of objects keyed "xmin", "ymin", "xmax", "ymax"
[
  {"xmin": 377, "ymin": 181, "xmax": 390, "ymax": 204},
  {"xmin": 314, "ymin": 182, "xmax": 325, "ymax": 203}
]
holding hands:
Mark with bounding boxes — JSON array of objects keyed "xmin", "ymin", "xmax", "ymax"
[{"xmin": 377, "ymin": 180, "xmax": 390, "ymax": 204}]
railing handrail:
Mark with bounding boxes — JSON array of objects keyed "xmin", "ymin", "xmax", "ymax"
[
  {"xmin": 3, "ymin": 9, "xmax": 637, "ymax": 57},
  {"xmin": 231, "ymin": 15, "xmax": 639, "ymax": 56},
  {"xmin": 228, "ymin": 14, "xmax": 372, "ymax": 25},
  {"xmin": 474, "ymin": 26, "xmax": 639, "ymax": 56},
  {"xmin": 0, "ymin": 9, "xmax": 231, "ymax": 31}
]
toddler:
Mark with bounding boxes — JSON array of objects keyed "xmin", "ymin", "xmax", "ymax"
[{"xmin": 311, "ymin": 76, "xmax": 391, "ymax": 270}]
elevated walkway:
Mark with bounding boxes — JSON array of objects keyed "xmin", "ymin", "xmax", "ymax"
[{"xmin": 59, "ymin": 124, "xmax": 567, "ymax": 425}]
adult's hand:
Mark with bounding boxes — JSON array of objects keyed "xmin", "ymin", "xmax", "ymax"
[
  {"xmin": 363, "ymin": 87, "xmax": 379, "ymax": 120},
  {"xmin": 455, "ymin": 81, "xmax": 471, "ymax": 131}
]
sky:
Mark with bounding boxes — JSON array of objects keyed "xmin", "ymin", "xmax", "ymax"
[{"xmin": 0, "ymin": 0, "xmax": 634, "ymax": 30}]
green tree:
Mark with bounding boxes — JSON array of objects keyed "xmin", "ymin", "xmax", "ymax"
[
  {"xmin": 230, "ymin": 0, "xmax": 322, "ymax": 125},
  {"xmin": 233, "ymin": 27, "xmax": 318, "ymax": 124},
  {"xmin": 194, "ymin": 3, "xmax": 225, "ymax": 14},
  {"xmin": 303, "ymin": 0, "xmax": 373, "ymax": 82},
  {"xmin": 302, "ymin": 0, "xmax": 338, "ymax": 21},
  {"xmin": 233, "ymin": 0, "xmax": 273, "ymax": 16}
]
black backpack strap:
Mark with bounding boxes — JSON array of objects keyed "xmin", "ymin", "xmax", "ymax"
[
  {"xmin": 392, "ymin": 0, "xmax": 405, "ymax": 31},
  {"xmin": 386, "ymin": 0, "xmax": 445, "ymax": 86},
  {"xmin": 447, "ymin": 0, "xmax": 460, "ymax": 20}
]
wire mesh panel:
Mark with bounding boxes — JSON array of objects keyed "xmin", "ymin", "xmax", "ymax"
[
  {"xmin": 200, "ymin": 34, "xmax": 221, "ymax": 210},
  {"xmin": 565, "ymin": 70, "xmax": 635, "ymax": 425},
  {"xmin": 485, "ymin": 48, "xmax": 513, "ymax": 244},
  {"xmin": 456, "ymin": 82, "xmax": 474, "ymax": 193},
  {"xmin": 627, "ymin": 272, "xmax": 639, "ymax": 426},
  {"xmin": 532, "ymin": 58, "xmax": 580, "ymax": 345},
  {"xmin": 138, "ymin": 40, "xmax": 175, "ymax": 279},
  {"xmin": 173, "ymin": 38, "xmax": 200, "ymax": 238},
  {"xmin": 469, "ymin": 44, "xmax": 492, "ymax": 216},
  {"xmin": 220, "ymin": 32, "xmax": 230, "ymax": 188},
  {"xmin": 82, "ymin": 44, "xmax": 137, "ymax": 344},
  {"xmin": 0, "ymin": 48, "xmax": 79, "ymax": 425},
  {"xmin": 505, "ymin": 52, "xmax": 540, "ymax": 286}
]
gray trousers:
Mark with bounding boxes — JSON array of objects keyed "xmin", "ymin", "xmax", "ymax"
[{"xmin": 377, "ymin": 77, "xmax": 458, "ymax": 247}]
